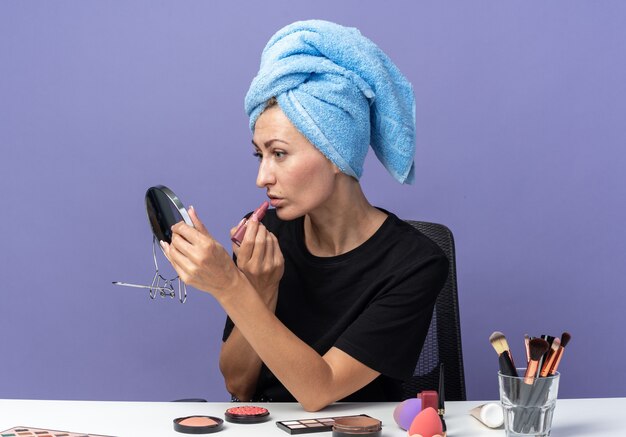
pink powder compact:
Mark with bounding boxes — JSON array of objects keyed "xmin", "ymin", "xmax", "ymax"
[
  {"xmin": 225, "ymin": 405, "xmax": 270, "ymax": 424},
  {"xmin": 173, "ymin": 415, "xmax": 224, "ymax": 434}
]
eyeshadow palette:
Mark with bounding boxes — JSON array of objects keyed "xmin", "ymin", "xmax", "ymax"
[
  {"xmin": 0, "ymin": 427, "xmax": 113, "ymax": 437},
  {"xmin": 276, "ymin": 414, "xmax": 377, "ymax": 435}
]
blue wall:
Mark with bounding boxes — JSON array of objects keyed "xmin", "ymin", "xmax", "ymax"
[{"xmin": 1, "ymin": 0, "xmax": 625, "ymax": 401}]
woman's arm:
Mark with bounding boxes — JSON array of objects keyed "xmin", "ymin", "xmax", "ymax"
[
  {"xmin": 219, "ymin": 325, "xmax": 264, "ymax": 401},
  {"xmin": 220, "ymin": 283, "xmax": 378, "ymax": 409},
  {"xmin": 219, "ymin": 281, "xmax": 380, "ymax": 411},
  {"xmin": 219, "ymin": 215, "xmax": 283, "ymax": 400},
  {"xmin": 163, "ymin": 209, "xmax": 380, "ymax": 411}
]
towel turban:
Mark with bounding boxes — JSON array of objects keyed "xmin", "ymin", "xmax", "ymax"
[{"xmin": 245, "ymin": 20, "xmax": 416, "ymax": 184}]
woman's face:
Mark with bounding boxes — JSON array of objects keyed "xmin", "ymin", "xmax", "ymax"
[{"xmin": 252, "ymin": 106, "xmax": 339, "ymax": 220}]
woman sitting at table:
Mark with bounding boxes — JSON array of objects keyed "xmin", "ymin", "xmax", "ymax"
[{"xmin": 162, "ymin": 20, "xmax": 448, "ymax": 411}]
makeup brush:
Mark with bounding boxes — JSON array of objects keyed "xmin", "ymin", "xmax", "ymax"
[
  {"xmin": 521, "ymin": 336, "xmax": 563, "ymax": 433},
  {"xmin": 548, "ymin": 331, "xmax": 571, "ymax": 375},
  {"xmin": 489, "ymin": 331, "xmax": 518, "ymax": 377},
  {"xmin": 524, "ymin": 334, "xmax": 531, "ymax": 363},
  {"xmin": 539, "ymin": 337, "xmax": 561, "ymax": 377},
  {"xmin": 438, "ymin": 363, "xmax": 445, "ymax": 416},
  {"xmin": 515, "ymin": 338, "xmax": 549, "ymax": 433},
  {"xmin": 537, "ymin": 335, "xmax": 554, "ymax": 373},
  {"xmin": 524, "ymin": 338, "xmax": 550, "ymax": 384},
  {"xmin": 438, "ymin": 363, "xmax": 447, "ymax": 437}
]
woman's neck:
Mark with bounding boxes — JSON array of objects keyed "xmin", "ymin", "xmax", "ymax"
[{"xmin": 303, "ymin": 176, "xmax": 387, "ymax": 257}]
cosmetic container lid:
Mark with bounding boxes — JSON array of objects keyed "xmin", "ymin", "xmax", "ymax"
[
  {"xmin": 174, "ymin": 415, "xmax": 224, "ymax": 434},
  {"xmin": 332, "ymin": 416, "xmax": 382, "ymax": 436}
]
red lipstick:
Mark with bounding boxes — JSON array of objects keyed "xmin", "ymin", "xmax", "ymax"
[{"xmin": 231, "ymin": 201, "xmax": 270, "ymax": 246}]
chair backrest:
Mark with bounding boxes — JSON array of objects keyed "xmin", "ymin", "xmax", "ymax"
[{"xmin": 402, "ymin": 221, "xmax": 466, "ymax": 401}]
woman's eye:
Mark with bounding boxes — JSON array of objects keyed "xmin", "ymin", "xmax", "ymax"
[{"xmin": 253, "ymin": 150, "xmax": 285, "ymax": 161}]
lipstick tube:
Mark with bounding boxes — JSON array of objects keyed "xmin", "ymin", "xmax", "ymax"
[{"xmin": 231, "ymin": 201, "xmax": 270, "ymax": 246}]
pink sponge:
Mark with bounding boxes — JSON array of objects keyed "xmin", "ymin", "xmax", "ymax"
[{"xmin": 408, "ymin": 407, "xmax": 443, "ymax": 437}]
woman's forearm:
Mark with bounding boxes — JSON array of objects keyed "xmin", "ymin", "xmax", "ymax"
[
  {"xmin": 219, "ymin": 285, "xmax": 279, "ymax": 401},
  {"xmin": 219, "ymin": 277, "xmax": 345, "ymax": 411},
  {"xmin": 219, "ymin": 326, "xmax": 264, "ymax": 401}
]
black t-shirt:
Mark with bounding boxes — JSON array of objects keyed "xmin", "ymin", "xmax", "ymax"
[{"xmin": 223, "ymin": 209, "xmax": 448, "ymax": 402}]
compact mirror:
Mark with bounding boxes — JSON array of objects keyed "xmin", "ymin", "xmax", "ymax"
[
  {"xmin": 113, "ymin": 185, "xmax": 192, "ymax": 303},
  {"xmin": 145, "ymin": 185, "xmax": 193, "ymax": 244}
]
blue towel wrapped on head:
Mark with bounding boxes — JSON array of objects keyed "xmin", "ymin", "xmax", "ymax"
[{"xmin": 245, "ymin": 20, "xmax": 416, "ymax": 184}]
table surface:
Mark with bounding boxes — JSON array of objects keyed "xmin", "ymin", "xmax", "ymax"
[{"xmin": 0, "ymin": 398, "xmax": 623, "ymax": 436}]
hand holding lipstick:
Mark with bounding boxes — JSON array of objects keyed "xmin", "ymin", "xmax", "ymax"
[
  {"xmin": 230, "ymin": 202, "xmax": 284, "ymax": 303},
  {"xmin": 231, "ymin": 201, "xmax": 270, "ymax": 246}
]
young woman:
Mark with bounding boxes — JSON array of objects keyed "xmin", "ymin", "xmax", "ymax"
[{"xmin": 162, "ymin": 20, "xmax": 448, "ymax": 411}]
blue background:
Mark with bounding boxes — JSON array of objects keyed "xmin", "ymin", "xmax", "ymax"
[{"xmin": 1, "ymin": 0, "xmax": 625, "ymax": 401}]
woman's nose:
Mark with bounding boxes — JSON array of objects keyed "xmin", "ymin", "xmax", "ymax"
[{"xmin": 256, "ymin": 160, "xmax": 275, "ymax": 188}]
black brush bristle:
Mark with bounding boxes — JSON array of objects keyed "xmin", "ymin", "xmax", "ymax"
[
  {"xmin": 529, "ymin": 338, "xmax": 549, "ymax": 361},
  {"xmin": 561, "ymin": 332, "xmax": 571, "ymax": 348}
]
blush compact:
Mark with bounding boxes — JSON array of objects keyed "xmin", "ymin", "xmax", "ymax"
[
  {"xmin": 174, "ymin": 415, "xmax": 224, "ymax": 434},
  {"xmin": 225, "ymin": 405, "xmax": 271, "ymax": 424}
]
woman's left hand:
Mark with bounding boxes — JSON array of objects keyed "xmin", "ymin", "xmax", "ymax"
[
  {"xmin": 161, "ymin": 206, "xmax": 242, "ymax": 296},
  {"xmin": 231, "ymin": 214, "xmax": 284, "ymax": 301}
]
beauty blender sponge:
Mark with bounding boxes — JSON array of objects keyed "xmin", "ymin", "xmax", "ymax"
[
  {"xmin": 393, "ymin": 398, "xmax": 423, "ymax": 430},
  {"xmin": 408, "ymin": 407, "xmax": 442, "ymax": 437}
]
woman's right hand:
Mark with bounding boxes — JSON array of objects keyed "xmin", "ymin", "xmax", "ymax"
[{"xmin": 230, "ymin": 214, "xmax": 284, "ymax": 302}]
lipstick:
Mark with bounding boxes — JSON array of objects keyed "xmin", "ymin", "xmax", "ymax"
[{"xmin": 231, "ymin": 201, "xmax": 270, "ymax": 246}]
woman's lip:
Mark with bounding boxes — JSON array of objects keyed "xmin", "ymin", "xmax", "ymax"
[{"xmin": 269, "ymin": 198, "xmax": 283, "ymax": 207}]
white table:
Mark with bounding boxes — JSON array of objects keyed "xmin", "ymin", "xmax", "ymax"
[{"xmin": 0, "ymin": 398, "xmax": 623, "ymax": 436}]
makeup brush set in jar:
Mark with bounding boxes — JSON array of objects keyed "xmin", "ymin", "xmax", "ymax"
[{"xmin": 489, "ymin": 331, "xmax": 571, "ymax": 436}]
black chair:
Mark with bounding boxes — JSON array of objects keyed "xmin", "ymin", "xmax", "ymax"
[{"xmin": 401, "ymin": 221, "xmax": 466, "ymax": 401}]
